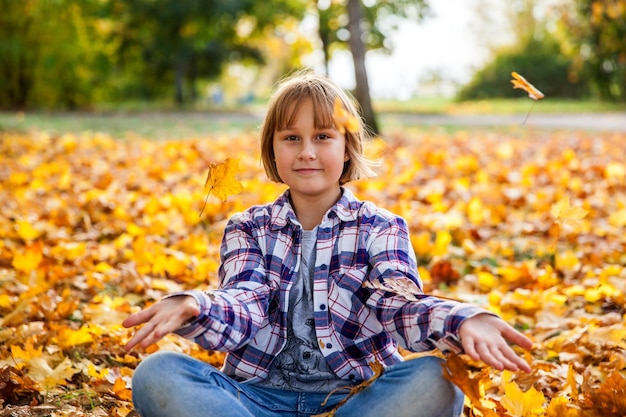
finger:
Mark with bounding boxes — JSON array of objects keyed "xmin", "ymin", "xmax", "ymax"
[
  {"xmin": 124, "ymin": 321, "xmax": 155, "ymax": 351},
  {"xmin": 501, "ymin": 345, "xmax": 532, "ymax": 373},
  {"xmin": 476, "ymin": 342, "xmax": 505, "ymax": 371},
  {"xmin": 127, "ymin": 313, "xmax": 184, "ymax": 351},
  {"xmin": 122, "ymin": 307, "xmax": 154, "ymax": 329},
  {"xmin": 492, "ymin": 345, "xmax": 520, "ymax": 372},
  {"xmin": 461, "ymin": 336, "xmax": 480, "ymax": 362},
  {"xmin": 500, "ymin": 324, "xmax": 533, "ymax": 349}
]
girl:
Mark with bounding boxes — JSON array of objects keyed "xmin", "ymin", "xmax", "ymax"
[{"xmin": 123, "ymin": 72, "xmax": 532, "ymax": 417}]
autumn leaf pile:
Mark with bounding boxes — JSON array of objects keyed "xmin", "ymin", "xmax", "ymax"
[{"xmin": 1, "ymin": 127, "xmax": 626, "ymax": 416}]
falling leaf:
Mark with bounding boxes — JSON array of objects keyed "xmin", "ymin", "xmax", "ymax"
[
  {"xmin": 511, "ymin": 72, "xmax": 544, "ymax": 124},
  {"xmin": 550, "ymin": 196, "xmax": 589, "ymax": 246},
  {"xmin": 511, "ymin": 72, "xmax": 545, "ymax": 100},
  {"xmin": 200, "ymin": 158, "xmax": 243, "ymax": 214},
  {"xmin": 332, "ymin": 97, "xmax": 359, "ymax": 135},
  {"xmin": 551, "ymin": 197, "xmax": 589, "ymax": 230}
]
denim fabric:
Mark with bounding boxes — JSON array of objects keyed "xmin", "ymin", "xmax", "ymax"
[{"xmin": 132, "ymin": 351, "xmax": 464, "ymax": 417}]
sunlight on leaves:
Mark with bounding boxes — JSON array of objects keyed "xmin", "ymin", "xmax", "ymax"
[{"xmin": 1, "ymin": 128, "xmax": 625, "ymax": 416}]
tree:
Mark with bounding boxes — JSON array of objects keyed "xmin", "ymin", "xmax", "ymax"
[
  {"xmin": 0, "ymin": 0, "xmax": 110, "ymax": 109},
  {"xmin": 554, "ymin": 0, "xmax": 626, "ymax": 102},
  {"xmin": 314, "ymin": 0, "xmax": 429, "ymax": 134},
  {"xmin": 106, "ymin": 0, "xmax": 305, "ymax": 105}
]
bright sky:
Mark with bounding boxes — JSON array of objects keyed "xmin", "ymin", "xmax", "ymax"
[{"xmin": 328, "ymin": 0, "xmax": 489, "ymax": 99}]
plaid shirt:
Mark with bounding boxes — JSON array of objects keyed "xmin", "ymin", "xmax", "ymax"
[{"xmin": 175, "ymin": 188, "xmax": 486, "ymax": 383}]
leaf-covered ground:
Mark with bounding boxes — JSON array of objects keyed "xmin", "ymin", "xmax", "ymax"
[{"xmin": 1, "ymin": 128, "xmax": 625, "ymax": 416}]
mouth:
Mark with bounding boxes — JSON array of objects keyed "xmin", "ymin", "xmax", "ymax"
[{"xmin": 294, "ymin": 168, "xmax": 321, "ymax": 175}]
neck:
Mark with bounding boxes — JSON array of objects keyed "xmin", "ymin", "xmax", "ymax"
[{"xmin": 289, "ymin": 188, "xmax": 342, "ymax": 230}]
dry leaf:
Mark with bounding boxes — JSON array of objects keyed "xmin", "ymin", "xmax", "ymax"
[
  {"xmin": 550, "ymin": 196, "xmax": 589, "ymax": 231},
  {"xmin": 332, "ymin": 97, "xmax": 359, "ymax": 135},
  {"xmin": 441, "ymin": 353, "xmax": 499, "ymax": 417},
  {"xmin": 313, "ymin": 361, "xmax": 384, "ymax": 417},
  {"xmin": 500, "ymin": 381, "xmax": 546, "ymax": 417},
  {"xmin": 200, "ymin": 158, "xmax": 243, "ymax": 215},
  {"xmin": 511, "ymin": 72, "xmax": 545, "ymax": 100}
]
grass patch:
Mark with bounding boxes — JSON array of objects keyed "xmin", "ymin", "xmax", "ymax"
[
  {"xmin": 1, "ymin": 97, "xmax": 624, "ymax": 139},
  {"xmin": 374, "ymin": 97, "xmax": 626, "ymax": 115},
  {"xmin": 0, "ymin": 110, "xmax": 262, "ymax": 140}
]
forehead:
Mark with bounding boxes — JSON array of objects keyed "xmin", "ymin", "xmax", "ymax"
[{"xmin": 274, "ymin": 88, "xmax": 336, "ymax": 130}]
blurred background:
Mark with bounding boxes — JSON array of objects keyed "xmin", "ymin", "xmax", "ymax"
[{"xmin": 1, "ymin": 0, "xmax": 625, "ymax": 133}]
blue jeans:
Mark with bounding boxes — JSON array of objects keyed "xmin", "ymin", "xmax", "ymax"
[{"xmin": 131, "ymin": 351, "xmax": 464, "ymax": 417}]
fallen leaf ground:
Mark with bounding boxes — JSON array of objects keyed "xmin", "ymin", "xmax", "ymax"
[{"xmin": 1, "ymin": 128, "xmax": 625, "ymax": 416}]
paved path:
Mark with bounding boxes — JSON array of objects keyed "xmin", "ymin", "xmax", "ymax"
[{"xmin": 384, "ymin": 112, "xmax": 626, "ymax": 132}]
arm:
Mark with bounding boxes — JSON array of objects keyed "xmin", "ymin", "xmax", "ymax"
[
  {"xmin": 364, "ymin": 215, "xmax": 531, "ymax": 371},
  {"xmin": 124, "ymin": 213, "xmax": 273, "ymax": 352}
]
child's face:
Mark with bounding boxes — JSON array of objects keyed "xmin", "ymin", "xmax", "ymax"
[{"xmin": 273, "ymin": 99, "xmax": 348, "ymax": 202}]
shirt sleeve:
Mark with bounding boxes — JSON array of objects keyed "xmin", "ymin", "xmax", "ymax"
[
  {"xmin": 171, "ymin": 213, "xmax": 273, "ymax": 351},
  {"xmin": 363, "ymin": 214, "xmax": 488, "ymax": 353}
]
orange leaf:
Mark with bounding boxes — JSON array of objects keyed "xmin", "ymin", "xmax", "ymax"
[
  {"xmin": 511, "ymin": 72, "xmax": 545, "ymax": 100},
  {"xmin": 200, "ymin": 158, "xmax": 244, "ymax": 215},
  {"xmin": 332, "ymin": 98, "xmax": 359, "ymax": 135},
  {"xmin": 441, "ymin": 353, "xmax": 499, "ymax": 417},
  {"xmin": 113, "ymin": 377, "xmax": 133, "ymax": 401}
]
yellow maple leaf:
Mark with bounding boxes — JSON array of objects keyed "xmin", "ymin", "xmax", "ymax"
[
  {"xmin": 511, "ymin": 72, "xmax": 545, "ymax": 100},
  {"xmin": 550, "ymin": 196, "xmax": 589, "ymax": 247},
  {"xmin": 11, "ymin": 340, "xmax": 44, "ymax": 362},
  {"xmin": 501, "ymin": 381, "xmax": 546, "ymax": 417},
  {"xmin": 332, "ymin": 97, "xmax": 359, "ymax": 135},
  {"xmin": 27, "ymin": 356, "xmax": 80, "ymax": 389},
  {"xmin": 201, "ymin": 158, "xmax": 243, "ymax": 212}
]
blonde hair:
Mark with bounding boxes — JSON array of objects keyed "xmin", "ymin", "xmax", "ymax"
[{"xmin": 260, "ymin": 71, "xmax": 378, "ymax": 185}]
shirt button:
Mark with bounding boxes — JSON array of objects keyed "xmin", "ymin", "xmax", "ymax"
[
  {"xmin": 321, "ymin": 264, "xmax": 328, "ymax": 270},
  {"xmin": 319, "ymin": 304, "xmax": 326, "ymax": 310},
  {"xmin": 326, "ymin": 343, "xmax": 333, "ymax": 349},
  {"xmin": 349, "ymin": 374, "xmax": 356, "ymax": 381}
]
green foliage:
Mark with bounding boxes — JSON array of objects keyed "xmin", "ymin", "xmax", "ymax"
[
  {"xmin": 0, "ymin": 0, "xmax": 116, "ymax": 110},
  {"xmin": 456, "ymin": 34, "xmax": 587, "ymax": 101},
  {"xmin": 561, "ymin": 0, "xmax": 626, "ymax": 102},
  {"xmin": 105, "ymin": 0, "xmax": 305, "ymax": 105},
  {"xmin": 316, "ymin": 0, "xmax": 429, "ymax": 60}
]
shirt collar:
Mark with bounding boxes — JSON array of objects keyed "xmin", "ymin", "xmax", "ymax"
[{"xmin": 269, "ymin": 187, "xmax": 362, "ymax": 231}]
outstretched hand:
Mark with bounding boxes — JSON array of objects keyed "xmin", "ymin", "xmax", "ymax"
[
  {"xmin": 122, "ymin": 295, "xmax": 199, "ymax": 351},
  {"xmin": 459, "ymin": 313, "xmax": 533, "ymax": 373}
]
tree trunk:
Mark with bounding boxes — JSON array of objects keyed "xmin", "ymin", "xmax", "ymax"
[
  {"xmin": 174, "ymin": 61, "xmax": 184, "ymax": 105},
  {"xmin": 317, "ymin": 6, "xmax": 331, "ymax": 76},
  {"xmin": 346, "ymin": 0, "xmax": 379, "ymax": 134}
]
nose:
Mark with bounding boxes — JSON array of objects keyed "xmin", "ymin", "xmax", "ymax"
[{"xmin": 297, "ymin": 140, "xmax": 316, "ymax": 160}]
